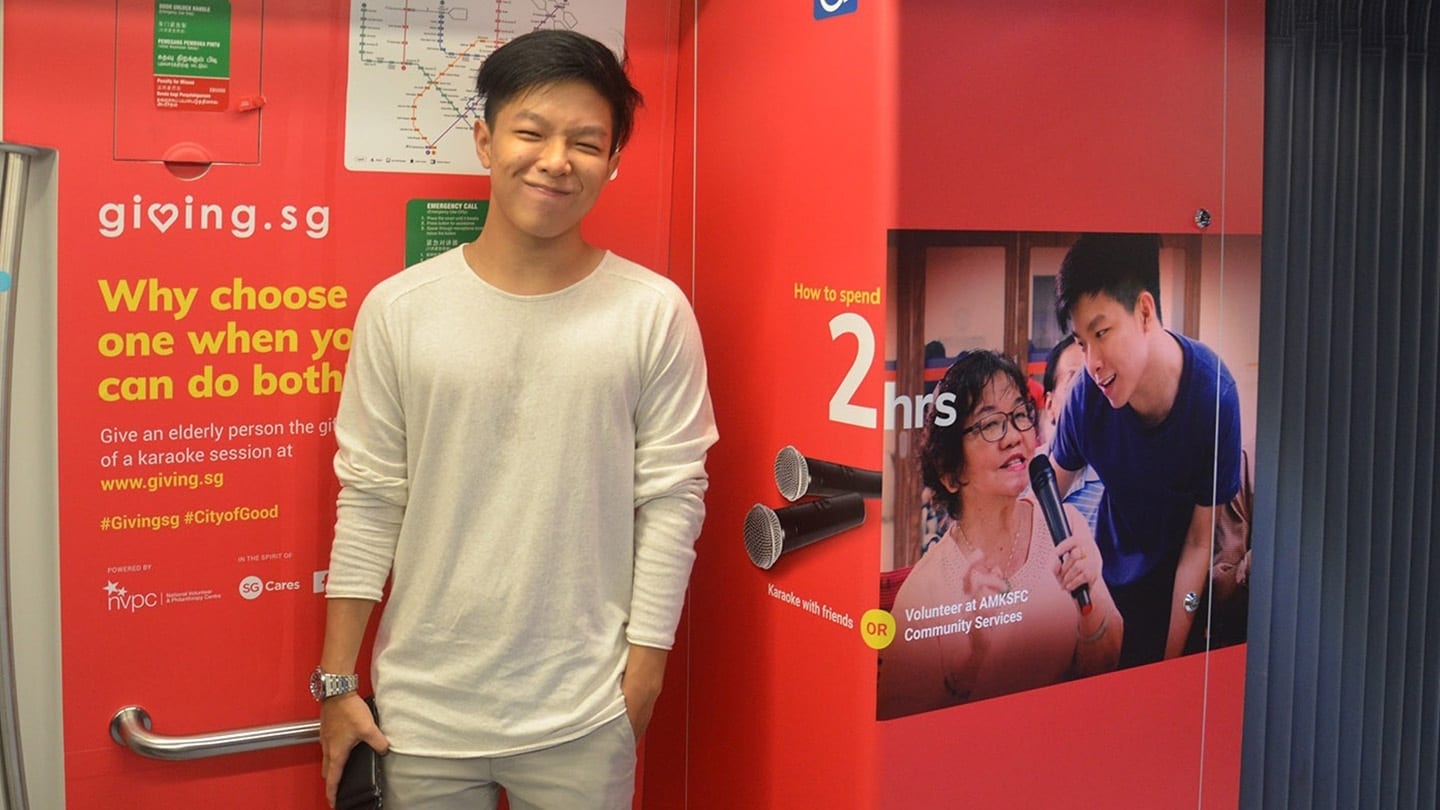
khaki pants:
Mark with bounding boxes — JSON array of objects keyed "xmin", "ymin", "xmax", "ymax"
[{"xmin": 382, "ymin": 714, "xmax": 637, "ymax": 810}]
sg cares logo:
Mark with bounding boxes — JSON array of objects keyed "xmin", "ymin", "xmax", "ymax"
[
  {"xmin": 239, "ymin": 575, "xmax": 302, "ymax": 601},
  {"xmin": 104, "ymin": 580, "xmax": 159, "ymax": 613}
]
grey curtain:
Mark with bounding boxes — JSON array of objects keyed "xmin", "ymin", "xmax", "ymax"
[{"xmin": 1242, "ymin": 2, "xmax": 1439, "ymax": 808}]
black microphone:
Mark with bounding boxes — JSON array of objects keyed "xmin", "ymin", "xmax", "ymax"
[
  {"xmin": 1028, "ymin": 454, "xmax": 1092, "ymax": 615},
  {"xmin": 743, "ymin": 492, "xmax": 866, "ymax": 570},
  {"xmin": 773, "ymin": 446, "xmax": 883, "ymax": 502}
]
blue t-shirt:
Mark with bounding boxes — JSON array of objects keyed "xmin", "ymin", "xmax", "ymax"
[{"xmin": 1052, "ymin": 332, "xmax": 1241, "ymax": 586}]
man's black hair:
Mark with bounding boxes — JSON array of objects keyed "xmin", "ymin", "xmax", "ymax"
[
  {"xmin": 1054, "ymin": 233, "xmax": 1163, "ymax": 332},
  {"xmin": 919, "ymin": 350, "xmax": 1033, "ymax": 521},
  {"xmin": 475, "ymin": 30, "xmax": 643, "ymax": 154},
  {"xmin": 1042, "ymin": 334, "xmax": 1078, "ymax": 395}
]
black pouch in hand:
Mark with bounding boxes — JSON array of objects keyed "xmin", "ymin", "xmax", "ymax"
[{"xmin": 336, "ymin": 696, "xmax": 384, "ymax": 810}]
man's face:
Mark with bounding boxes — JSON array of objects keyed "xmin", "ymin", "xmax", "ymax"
[
  {"xmin": 1044, "ymin": 342, "xmax": 1085, "ymax": 434},
  {"xmin": 1068, "ymin": 291, "xmax": 1154, "ymax": 410},
  {"xmin": 473, "ymin": 80, "xmax": 620, "ymax": 243}
]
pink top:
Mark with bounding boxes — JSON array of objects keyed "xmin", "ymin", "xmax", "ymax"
[{"xmin": 878, "ymin": 495, "xmax": 1085, "ymax": 719}]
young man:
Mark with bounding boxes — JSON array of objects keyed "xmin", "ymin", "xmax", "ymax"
[
  {"xmin": 1049, "ymin": 233, "xmax": 1240, "ymax": 668},
  {"xmin": 316, "ymin": 31, "xmax": 717, "ymax": 808},
  {"xmin": 1040, "ymin": 334, "xmax": 1103, "ymax": 533}
]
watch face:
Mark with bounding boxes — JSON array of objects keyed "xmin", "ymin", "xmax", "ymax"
[{"xmin": 310, "ymin": 668, "xmax": 356, "ymax": 700}]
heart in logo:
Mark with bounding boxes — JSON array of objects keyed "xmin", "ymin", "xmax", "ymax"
[{"xmin": 147, "ymin": 203, "xmax": 179, "ymax": 233}]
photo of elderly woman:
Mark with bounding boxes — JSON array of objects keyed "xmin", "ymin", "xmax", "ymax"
[
  {"xmin": 876, "ymin": 230, "xmax": 1261, "ymax": 719},
  {"xmin": 877, "ymin": 350, "xmax": 1122, "ymax": 719}
]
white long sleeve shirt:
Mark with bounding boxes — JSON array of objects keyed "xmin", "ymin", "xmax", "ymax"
[{"xmin": 327, "ymin": 247, "xmax": 716, "ymax": 756}]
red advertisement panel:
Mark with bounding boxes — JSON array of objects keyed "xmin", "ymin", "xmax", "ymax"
[
  {"xmin": 680, "ymin": 2, "xmax": 1260, "ymax": 809},
  {"xmin": 873, "ymin": 3, "xmax": 1262, "ymax": 803},
  {"xmin": 875, "ymin": 231, "xmax": 1260, "ymax": 807}
]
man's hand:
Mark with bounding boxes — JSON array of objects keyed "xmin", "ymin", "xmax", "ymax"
[
  {"xmin": 620, "ymin": 644, "xmax": 668, "ymax": 741},
  {"xmin": 316, "ymin": 599, "xmax": 382, "ymax": 805},
  {"xmin": 319, "ymin": 693, "xmax": 389, "ymax": 808},
  {"xmin": 1166, "ymin": 504, "xmax": 1216, "ymax": 658}
]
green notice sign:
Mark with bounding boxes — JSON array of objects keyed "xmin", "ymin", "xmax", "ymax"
[
  {"xmin": 405, "ymin": 199, "xmax": 488, "ymax": 266},
  {"xmin": 154, "ymin": 1, "xmax": 232, "ymax": 78}
]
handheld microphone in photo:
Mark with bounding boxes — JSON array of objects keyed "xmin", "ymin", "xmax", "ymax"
[
  {"xmin": 773, "ymin": 446, "xmax": 883, "ymax": 502},
  {"xmin": 1028, "ymin": 454, "xmax": 1093, "ymax": 615},
  {"xmin": 743, "ymin": 492, "xmax": 867, "ymax": 570}
]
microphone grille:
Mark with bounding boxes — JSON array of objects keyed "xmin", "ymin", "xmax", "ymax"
[
  {"xmin": 773, "ymin": 446, "xmax": 811, "ymax": 502},
  {"xmin": 743, "ymin": 504, "xmax": 784, "ymax": 569}
]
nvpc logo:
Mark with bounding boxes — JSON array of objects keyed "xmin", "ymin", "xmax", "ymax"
[
  {"xmin": 814, "ymin": 0, "xmax": 856, "ymax": 20},
  {"xmin": 239, "ymin": 575, "xmax": 302, "ymax": 601},
  {"xmin": 105, "ymin": 581, "xmax": 159, "ymax": 613}
]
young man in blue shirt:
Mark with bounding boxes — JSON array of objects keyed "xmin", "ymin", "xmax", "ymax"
[{"xmin": 1050, "ymin": 234, "xmax": 1241, "ymax": 668}]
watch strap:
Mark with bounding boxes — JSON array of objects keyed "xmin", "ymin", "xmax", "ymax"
[{"xmin": 326, "ymin": 672, "xmax": 359, "ymax": 697}]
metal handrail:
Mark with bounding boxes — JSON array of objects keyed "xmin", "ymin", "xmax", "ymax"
[
  {"xmin": 110, "ymin": 706, "xmax": 319, "ymax": 761},
  {"xmin": 1, "ymin": 142, "xmax": 47, "ymax": 810}
]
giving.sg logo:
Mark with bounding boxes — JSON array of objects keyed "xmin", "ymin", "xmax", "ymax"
[
  {"xmin": 239, "ymin": 574, "xmax": 302, "ymax": 601},
  {"xmin": 98, "ymin": 194, "xmax": 330, "ymax": 239},
  {"xmin": 105, "ymin": 580, "xmax": 159, "ymax": 613}
]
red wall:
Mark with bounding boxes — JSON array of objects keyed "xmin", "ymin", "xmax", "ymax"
[
  {"xmin": 677, "ymin": 1, "xmax": 896, "ymax": 808},
  {"xmin": 895, "ymin": 0, "xmax": 1263, "ymax": 235}
]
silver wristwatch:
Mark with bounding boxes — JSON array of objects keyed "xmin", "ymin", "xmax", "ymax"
[{"xmin": 309, "ymin": 666, "xmax": 359, "ymax": 701}]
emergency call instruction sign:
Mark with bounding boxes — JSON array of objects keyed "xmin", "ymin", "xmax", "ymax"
[{"xmin": 153, "ymin": 1, "xmax": 232, "ymax": 111}]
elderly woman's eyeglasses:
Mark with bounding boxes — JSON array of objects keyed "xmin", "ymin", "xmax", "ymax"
[{"xmin": 961, "ymin": 406, "xmax": 1036, "ymax": 443}]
